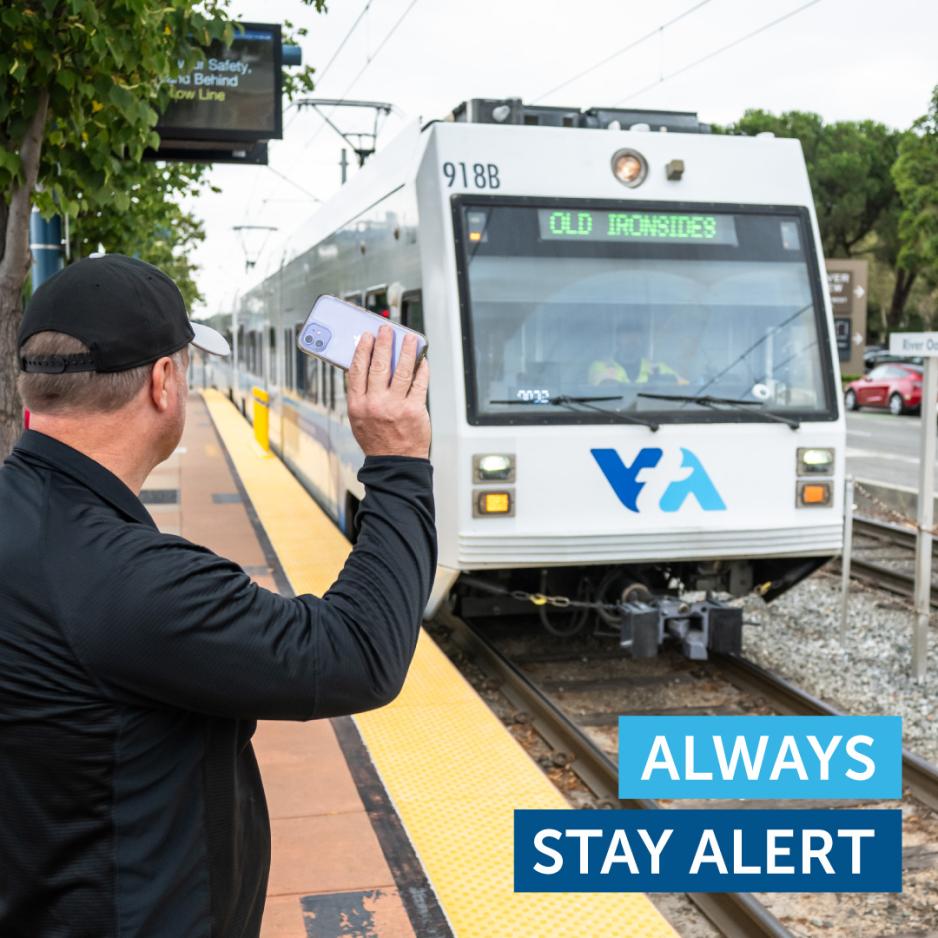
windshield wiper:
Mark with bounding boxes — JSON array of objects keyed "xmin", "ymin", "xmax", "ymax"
[
  {"xmin": 489, "ymin": 395, "xmax": 659, "ymax": 430},
  {"xmin": 636, "ymin": 392, "xmax": 800, "ymax": 430},
  {"xmin": 489, "ymin": 395, "xmax": 622, "ymax": 405}
]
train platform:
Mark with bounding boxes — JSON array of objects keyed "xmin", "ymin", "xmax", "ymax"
[{"xmin": 142, "ymin": 389, "xmax": 677, "ymax": 938}]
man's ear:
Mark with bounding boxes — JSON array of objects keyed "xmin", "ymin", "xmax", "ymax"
[{"xmin": 149, "ymin": 357, "xmax": 174, "ymax": 412}]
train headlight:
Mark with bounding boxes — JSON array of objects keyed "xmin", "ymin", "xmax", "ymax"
[
  {"xmin": 473, "ymin": 453, "xmax": 515, "ymax": 483},
  {"xmin": 474, "ymin": 490, "xmax": 514, "ymax": 516},
  {"xmin": 797, "ymin": 447, "xmax": 834, "ymax": 476},
  {"xmin": 611, "ymin": 148, "xmax": 647, "ymax": 187},
  {"xmin": 797, "ymin": 481, "xmax": 832, "ymax": 507}
]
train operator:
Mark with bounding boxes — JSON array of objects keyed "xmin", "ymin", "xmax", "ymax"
[
  {"xmin": 0, "ymin": 255, "xmax": 435, "ymax": 937},
  {"xmin": 588, "ymin": 316, "xmax": 687, "ymax": 386}
]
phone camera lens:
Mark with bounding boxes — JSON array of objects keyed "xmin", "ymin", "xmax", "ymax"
[
  {"xmin": 303, "ymin": 335, "xmax": 313, "ymax": 344},
  {"xmin": 315, "ymin": 339, "xmax": 324, "ymax": 348}
]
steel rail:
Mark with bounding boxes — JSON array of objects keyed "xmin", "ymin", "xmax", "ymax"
[
  {"xmin": 833, "ymin": 554, "xmax": 938, "ymax": 607},
  {"xmin": 439, "ymin": 610, "xmax": 794, "ymax": 938},
  {"xmin": 714, "ymin": 654, "xmax": 938, "ymax": 812},
  {"xmin": 831, "ymin": 516, "xmax": 936, "ymax": 604},
  {"xmin": 853, "ymin": 516, "xmax": 917, "ymax": 550},
  {"xmin": 845, "ymin": 557, "xmax": 930, "ymax": 601}
]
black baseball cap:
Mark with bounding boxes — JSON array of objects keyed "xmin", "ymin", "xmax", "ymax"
[{"xmin": 18, "ymin": 254, "xmax": 230, "ymax": 374}]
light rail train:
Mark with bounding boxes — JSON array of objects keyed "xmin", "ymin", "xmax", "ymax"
[{"xmin": 200, "ymin": 98, "xmax": 846, "ymax": 658}]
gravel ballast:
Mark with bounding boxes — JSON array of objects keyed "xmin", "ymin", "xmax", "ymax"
[{"xmin": 741, "ymin": 567, "xmax": 938, "ymax": 762}]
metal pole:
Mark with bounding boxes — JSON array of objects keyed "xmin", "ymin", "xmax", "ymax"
[
  {"xmin": 913, "ymin": 356, "xmax": 937, "ymax": 681},
  {"xmin": 29, "ymin": 209, "xmax": 64, "ymax": 290},
  {"xmin": 339, "ymin": 148, "xmax": 349, "ymax": 185},
  {"xmin": 231, "ymin": 297, "xmax": 239, "ymax": 405},
  {"xmin": 840, "ymin": 475, "xmax": 854, "ymax": 642}
]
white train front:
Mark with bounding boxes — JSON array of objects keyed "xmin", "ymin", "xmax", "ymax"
[{"xmin": 201, "ymin": 98, "xmax": 846, "ymax": 658}]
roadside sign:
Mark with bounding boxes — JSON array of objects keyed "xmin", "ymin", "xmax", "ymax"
[
  {"xmin": 889, "ymin": 332, "xmax": 938, "ymax": 356},
  {"xmin": 825, "ymin": 260, "xmax": 868, "ymax": 375},
  {"xmin": 890, "ymin": 331, "xmax": 937, "ymax": 681}
]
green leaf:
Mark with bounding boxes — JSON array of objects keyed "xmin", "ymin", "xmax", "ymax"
[{"xmin": 0, "ymin": 147, "xmax": 21, "ymax": 175}]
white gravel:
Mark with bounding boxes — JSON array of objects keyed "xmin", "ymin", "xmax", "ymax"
[{"xmin": 740, "ymin": 568, "xmax": 938, "ymax": 763}]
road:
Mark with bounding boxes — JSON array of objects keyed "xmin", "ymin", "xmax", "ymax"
[{"xmin": 846, "ymin": 410, "xmax": 935, "ymax": 490}]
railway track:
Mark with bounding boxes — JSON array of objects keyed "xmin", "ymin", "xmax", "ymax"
[
  {"xmin": 439, "ymin": 610, "xmax": 792, "ymax": 938},
  {"xmin": 712, "ymin": 653, "xmax": 938, "ymax": 812},
  {"xmin": 436, "ymin": 609, "xmax": 938, "ymax": 938},
  {"xmin": 841, "ymin": 515, "xmax": 938, "ymax": 605}
]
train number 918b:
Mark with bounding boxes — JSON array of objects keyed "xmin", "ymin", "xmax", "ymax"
[{"xmin": 443, "ymin": 161, "xmax": 501, "ymax": 189}]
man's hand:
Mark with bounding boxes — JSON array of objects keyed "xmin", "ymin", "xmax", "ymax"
[{"xmin": 347, "ymin": 325, "xmax": 431, "ymax": 459}]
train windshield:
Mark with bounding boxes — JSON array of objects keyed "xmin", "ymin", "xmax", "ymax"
[{"xmin": 457, "ymin": 202, "xmax": 834, "ymax": 424}]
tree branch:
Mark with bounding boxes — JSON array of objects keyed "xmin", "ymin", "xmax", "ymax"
[{"xmin": 0, "ymin": 87, "xmax": 50, "ymax": 285}]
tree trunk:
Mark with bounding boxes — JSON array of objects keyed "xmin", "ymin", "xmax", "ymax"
[
  {"xmin": 0, "ymin": 88, "xmax": 49, "ymax": 457},
  {"xmin": 885, "ymin": 268, "xmax": 918, "ymax": 332},
  {"xmin": 0, "ymin": 288, "xmax": 23, "ymax": 457}
]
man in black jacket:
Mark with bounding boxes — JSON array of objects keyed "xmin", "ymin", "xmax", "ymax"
[{"xmin": 0, "ymin": 255, "xmax": 436, "ymax": 937}]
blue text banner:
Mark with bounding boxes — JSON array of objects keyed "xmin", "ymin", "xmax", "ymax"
[
  {"xmin": 515, "ymin": 809, "xmax": 902, "ymax": 893},
  {"xmin": 617, "ymin": 716, "xmax": 902, "ymax": 799}
]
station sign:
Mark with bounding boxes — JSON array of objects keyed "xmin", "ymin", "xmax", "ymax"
[
  {"xmin": 889, "ymin": 332, "xmax": 938, "ymax": 357},
  {"xmin": 825, "ymin": 259, "xmax": 868, "ymax": 375},
  {"xmin": 154, "ymin": 22, "xmax": 282, "ymax": 163}
]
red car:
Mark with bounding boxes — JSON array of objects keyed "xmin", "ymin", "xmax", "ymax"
[{"xmin": 845, "ymin": 363, "xmax": 923, "ymax": 415}]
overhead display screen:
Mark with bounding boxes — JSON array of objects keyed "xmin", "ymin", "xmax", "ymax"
[
  {"xmin": 537, "ymin": 209, "xmax": 738, "ymax": 246},
  {"xmin": 157, "ymin": 23, "xmax": 282, "ymax": 141}
]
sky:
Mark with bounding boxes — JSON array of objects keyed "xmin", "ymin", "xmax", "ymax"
[{"xmin": 184, "ymin": 0, "xmax": 938, "ymax": 317}]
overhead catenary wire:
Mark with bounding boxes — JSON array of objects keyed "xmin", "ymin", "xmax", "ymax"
[
  {"xmin": 615, "ymin": 0, "xmax": 824, "ymax": 104},
  {"xmin": 299, "ymin": 0, "xmax": 421, "ymax": 152},
  {"xmin": 314, "ymin": 0, "xmax": 375, "ymax": 88},
  {"xmin": 255, "ymin": 0, "xmax": 421, "ymax": 225},
  {"xmin": 236, "ymin": 0, "xmax": 375, "ymax": 230},
  {"xmin": 262, "ymin": 165, "xmax": 322, "ymax": 202},
  {"xmin": 532, "ymin": 0, "xmax": 714, "ymax": 103}
]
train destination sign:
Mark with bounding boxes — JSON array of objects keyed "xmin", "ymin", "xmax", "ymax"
[
  {"xmin": 157, "ymin": 22, "xmax": 283, "ymax": 142},
  {"xmin": 538, "ymin": 210, "xmax": 738, "ymax": 245}
]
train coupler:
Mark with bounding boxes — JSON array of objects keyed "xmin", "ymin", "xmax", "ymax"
[{"xmin": 618, "ymin": 597, "xmax": 742, "ymax": 660}]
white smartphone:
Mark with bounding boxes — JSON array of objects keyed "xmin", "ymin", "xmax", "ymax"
[{"xmin": 296, "ymin": 294, "xmax": 428, "ymax": 373}]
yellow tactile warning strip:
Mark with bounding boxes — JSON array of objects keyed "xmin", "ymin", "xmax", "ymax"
[
  {"xmin": 202, "ymin": 389, "xmax": 677, "ymax": 938},
  {"xmin": 203, "ymin": 390, "xmax": 350, "ymax": 595}
]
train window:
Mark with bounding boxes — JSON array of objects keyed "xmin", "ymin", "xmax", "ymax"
[
  {"xmin": 329, "ymin": 366, "xmax": 336, "ymax": 410},
  {"xmin": 308, "ymin": 357, "xmax": 319, "ymax": 404},
  {"xmin": 284, "ymin": 328, "xmax": 294, "ymax": 389},
  {"xmin": 401, "ymin": 291, "xmax": 424, "ymax": 333},
  {"xmin": 365, "ymin": 287, "xmax": 390, "ymax": 319},
  {"xmin": 237, "ymin": 326, "xmax": 245, "ymax": 366},
  {"xmin": 343, "ymin": 291, "xmax": 365, "ymax": 307},
  {"xmin": 457, "ymin": 203, "xmax": 833, "ymax": 423},
  {"xmin": 293, "ymin": 324, "xmax": 306, "ymax": 394},
  {"xmin": 336, "ymin": 368, "xmax": 347, "ymax": 410}
]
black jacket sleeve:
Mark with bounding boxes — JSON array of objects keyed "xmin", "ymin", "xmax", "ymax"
[{"xmin": 63, "ymin": 456, "xmax": 436, "ymax": 721}]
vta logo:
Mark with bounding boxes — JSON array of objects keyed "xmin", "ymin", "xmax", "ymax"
[{"xmin": 591, "ymin": 447, "xmax": 726, "ymax": 513}]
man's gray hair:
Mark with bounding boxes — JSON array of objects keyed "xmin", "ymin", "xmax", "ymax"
[{"xmin": 18, "ymin": 331, "xmax": 186, "ymax": 415}]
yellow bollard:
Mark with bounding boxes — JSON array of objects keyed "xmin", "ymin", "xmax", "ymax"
[{"xmin": 252, "ymin": 386, "xmax": 270, "ymax": 452}]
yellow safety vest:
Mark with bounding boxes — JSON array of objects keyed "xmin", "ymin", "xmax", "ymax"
[{"xmin": 588, "ymin": 357, "xmax": 683, "ymax": 386}]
